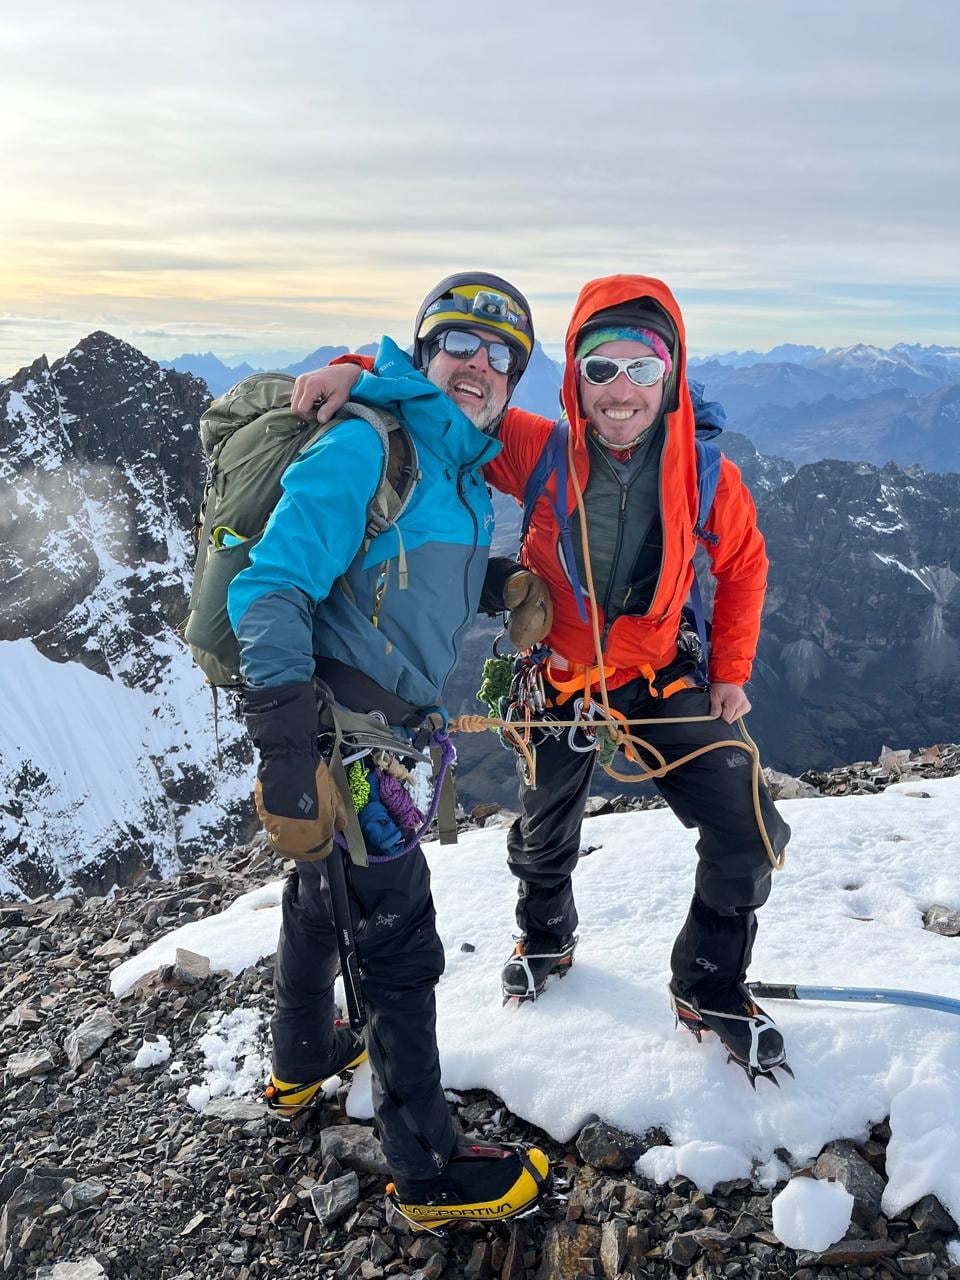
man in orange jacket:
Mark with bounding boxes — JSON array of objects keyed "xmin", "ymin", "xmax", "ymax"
[{"xmin": 292, "ymin": 274, "xmax": 791, "ymax": 1083}]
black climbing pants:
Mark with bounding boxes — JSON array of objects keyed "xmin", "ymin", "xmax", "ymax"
[
  {"xmin": 271, "ymin": 846, "xmax": 455, "ymax": 1180},
  {"xmin": 506, "ymin": 673, "xmax": 791, "ymax": 1000}
]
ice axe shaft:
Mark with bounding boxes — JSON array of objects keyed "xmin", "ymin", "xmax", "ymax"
[
  {"xmin": 325, "ymin": 845, "xmax": 367, "ymax": 1032},
  {"xmin": 749, "ymin": 982, "xmax": 960, "ymax": 1018}
]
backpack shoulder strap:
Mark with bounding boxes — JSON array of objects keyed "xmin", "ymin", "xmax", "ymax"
[
  {"xmin": 694, "ymin": 438, "xmax": 722, "ymax": 548},
  {"xmin": 518, "ymin": 416, "xmax": 588, "ymax": 623},
  {"xmin": 335, "ymin": 400, "xmax": 419, "ymax": 549},
  {"xmin": 521, "ymin": 417, "xmax": 568, "ymax": 542},
  {"xmin": 687, "ymin": 438, "xmax": 724, "ymax": 672}
]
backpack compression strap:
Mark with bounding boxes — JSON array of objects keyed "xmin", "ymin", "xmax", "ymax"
[{"xmin": 687, "ymin": 438, "xmax": 722, "ymax": 659}]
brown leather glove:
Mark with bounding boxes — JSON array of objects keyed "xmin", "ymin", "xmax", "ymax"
[
  {"xmin": 255, "ymin": 759, "xmax": 347, "ymax": 861},
  {"xmin": 503, "ymin": 570, "xmax": 553, "ymax": 650}
]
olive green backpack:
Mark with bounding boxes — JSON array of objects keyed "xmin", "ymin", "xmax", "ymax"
[{"xmin": 183, "ymin": 373, "xmax": 419, "ymax": 687}]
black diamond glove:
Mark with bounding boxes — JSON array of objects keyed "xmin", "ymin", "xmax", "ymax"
[{"xmin": 243, "ymin": 681, "xmax": 345, "ymax": 861}]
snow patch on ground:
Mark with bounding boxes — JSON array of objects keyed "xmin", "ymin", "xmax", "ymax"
[
  {"xmin": 132, "ymin": 1035, "xmax": 172, "ymax": 1069},
  {"xmin": 185, "ymin": 1008, "xmax": 269, "ymax": 1113},
  {"xmin": 772, "ymin": 1176, "xmax": 854, "ymax": 1250},
  {"xmin": 637, "ymin": 1140, "xmax": 752, "ymax": 1192},
  {"xmin": 110, "ymin": 880, "xmax": 284, "ymax": 997}
]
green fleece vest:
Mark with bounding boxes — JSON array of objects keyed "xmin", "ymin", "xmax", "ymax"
[{"xmin": 572, "ymin": 424, "xmax": 664, "ymax": 630}]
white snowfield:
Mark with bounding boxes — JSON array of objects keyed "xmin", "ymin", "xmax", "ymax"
[
  {"xmin": 0, "ymin": 638, "xmax": 251, "ymax": 898},
  {"xmin": 112, "ymin": 777, "xmax": 960, "ymax": 1229}
]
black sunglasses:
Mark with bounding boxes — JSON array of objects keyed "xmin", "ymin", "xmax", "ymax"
[{"xmin": 435, "ymin": 329, "xmax": 517, "ymax": 375}]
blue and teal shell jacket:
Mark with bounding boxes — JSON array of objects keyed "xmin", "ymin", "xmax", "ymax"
[{"xmin": 227, "ymin": 337, "xmax": 501, "ymax": 707}]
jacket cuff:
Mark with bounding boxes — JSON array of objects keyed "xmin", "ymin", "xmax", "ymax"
[
  {"xmin": 331, "ymin": 353, "xmax": 375, "ymax": 371},
  {"xmin": 243, "ymin": 679, "xmax": 319, "ymax": 757},
  {"xmin": 479, "ymin": 557, "xmax": 525, "ymax": 616}
]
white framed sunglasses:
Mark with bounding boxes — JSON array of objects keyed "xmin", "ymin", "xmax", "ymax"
[{"xmin": 580, "ymin": 355, "xmax": 666, "ymax": 387}]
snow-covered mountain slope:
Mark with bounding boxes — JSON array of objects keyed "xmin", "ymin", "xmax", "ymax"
[{"xmin": 0, "ymin": 333, "xmax": 255, "ymax": 897}]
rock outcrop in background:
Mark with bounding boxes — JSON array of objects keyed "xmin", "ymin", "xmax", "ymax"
[{"xmin": 0, "ymin": 334, "xmax": 254, "ymax": 898}]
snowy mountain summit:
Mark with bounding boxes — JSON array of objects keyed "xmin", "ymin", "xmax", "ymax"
[
  {"xmin": 0, "ymin": 333, "xmax": 253, "ymax": 898},
  {"xmin": 2, "ymin": 775, "xmax": 958, "ymax": 1277}
]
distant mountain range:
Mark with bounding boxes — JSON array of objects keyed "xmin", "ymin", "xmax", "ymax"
[
  {"xmin": 161, "ymin": 340, "xmax": 564, "ymax": 406},
  {"xmin": 166, "ymin": 340, "xmax": 960, "ymax": 471},
  {"xmin": 2, "ymin": 330, "xmax": 959, "ymax": 894}
]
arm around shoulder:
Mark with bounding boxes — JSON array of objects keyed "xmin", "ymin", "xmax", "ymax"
[{"xmin": 483, "ymin": 407, "xmax": 556, "ymax": 501}]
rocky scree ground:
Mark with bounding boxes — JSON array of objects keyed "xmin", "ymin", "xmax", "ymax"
[{"xmin": 2, "ymin": 748, "xmax": 960, "ymax": 1280}]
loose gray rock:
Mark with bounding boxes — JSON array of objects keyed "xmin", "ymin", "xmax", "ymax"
[
  {"xmin": 0, "ymin": 1172, "xmax": 69, "ymax": 1254},
  {"xmin": 320, "ymin": 1123, "xmax": 390, "ymax": 1176},
  {"xmin": 693, "ymin": 1226, "xmax": 738, "ymax": 1254},
  {"xmin": 7, "ymin": 1048, "xmax": 56, "ymax": 1078},
  {"xmin": 201, "ymin": 1098, "xmax": 265, "ymax": 1123},
  {"xmin": 173, "ymin": 947, "xmax": 211, "ymax": 984},
  {"xmin": 409, "ymin": 1258, "xmax": 444, "ymax": 1280},
  {"xmin": 618, "ymin": 1181, "xmax": 656, "ymax": 1215},
  {"xmin": 93, "ymin": 937, "xmax": 131, "ymax": 959},
  {"xmin": 898, "ymin": 1252, "xmax": 937, "ymax": 1275},
  {"xmin": 663, "ymin": 1231, "xmax": 701, "ymax": 1267},
  {"xmin": 763, "ymin": 768, "xmax": 821, "ymax": 800},
  {"xmin": 35, "ymin": 1259, "xmax": 107, "ymax": 1279},
  {"xmin": 796, "ymin": 1238, "xmax": 899, "ymax": 1266},
  {"xmin": 61, "ymin": 1180, "xmax": 109, "ymax": 1213},
  {"xmin": 575, "ymin": 1120, "xmax": 646, "ymax": 1171},
  {"xmin": 537, "ymin": 1221, "xmax": 601, "ymax": 1280},
  {"xmin": 922, "ymin": 905, "xmax": 960, "ymax": 937},
  {"xmin": 0, "ymin": 1166, "xmax": 26, "ymax": 1207},
  {"xmin": 63, "ymin": 1007, "xmax": 119, "ymax": 1068},
  {"xmin": 815, "ymin": 1147, "xmax": 886, "ymax": 1224},
  {"xmin": 309, "ymin": 1171, "xmax": 359, "ymax": 1227},
  {"xmin": 909, "ymin": 1192, "xmax": 958, "ymax": 1233},
  {"xmin": 600, "ymin": 1217, "xmax": 628, "ymax": 1275}
]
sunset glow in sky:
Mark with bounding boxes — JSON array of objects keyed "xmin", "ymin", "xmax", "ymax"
[{"xmin": 2, "ymin": 1, "xmax": 958, "ymax": 374}]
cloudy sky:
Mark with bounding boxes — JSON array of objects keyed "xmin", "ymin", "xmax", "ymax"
[{"xmin": 1, "ymin": 0, "xmax": 958, "ymax": 375}]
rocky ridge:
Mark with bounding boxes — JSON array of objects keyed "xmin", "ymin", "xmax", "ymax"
[
  {"xmin": 0, "ymin": 332, "xmax": 255, "ymax": 899},
  {"xmin": 2, "ymin": 747, "xmax": 959, "ymax": 1280}
]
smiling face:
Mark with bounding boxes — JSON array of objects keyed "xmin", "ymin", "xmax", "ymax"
[
  {"xmin": 426, "ymin": 326, "xmax": 510, "ymax": 432},
  {"xmin": 579, "ymin": 338, "xmax": 666, "ymax": 446}
]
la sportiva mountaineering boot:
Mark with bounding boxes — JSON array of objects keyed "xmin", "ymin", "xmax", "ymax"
[
  {"xmin": 669, "ymin": 982, "xmax": 793, "ymax": 1086},
  {"xmin": 501, "ymin": 934, "xmax": 578, "ymax": 1003},
  {"xmin": 264, "ymin": 1022, "xmax": 368, "ymax": 1118},
  {"xmin": 386, "ymin": 1140, "xmax": 552, "ymax": 1232}
]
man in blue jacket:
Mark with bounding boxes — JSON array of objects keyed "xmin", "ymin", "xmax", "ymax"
[{"xmin": 228, "ymin": 273, "xmax": 552, "ymax": 1231}]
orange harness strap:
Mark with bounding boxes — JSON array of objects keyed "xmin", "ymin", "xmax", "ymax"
[{"xmin": 544, "ymin": 658, "xmax": 615, "ymax": 709}]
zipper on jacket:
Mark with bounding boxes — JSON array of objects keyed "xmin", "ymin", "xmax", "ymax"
[
  {"xmin": 600, "ymin": 484, "xmax": 630, "ymax": 646},
  {"xmin": 642, "ymin": 438, "xmax": 670, "ymax": 622}
]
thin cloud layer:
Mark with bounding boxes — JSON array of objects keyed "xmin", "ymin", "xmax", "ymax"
[{"xmin": 1, "ymin": 0, "xmax": 957, "ymax": 373}]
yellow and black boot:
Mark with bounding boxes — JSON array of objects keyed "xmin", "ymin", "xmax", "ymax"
[
  {"xmin": 386, "ymin": 1140, "xmax": 551, "ymax": 1232},
  {"xmin": 264, "ymin": 1023, "xmax": 367, "ymax": 1118}
]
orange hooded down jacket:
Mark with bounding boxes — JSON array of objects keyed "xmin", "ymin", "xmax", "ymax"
[{"xmin": 483, "ymin": 275, "xmax": 768, "ymax": 687}]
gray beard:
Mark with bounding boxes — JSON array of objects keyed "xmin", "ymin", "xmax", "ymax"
[{"xmin": 441, "ymin": 375, "xmax": 504, "ymax": 433}]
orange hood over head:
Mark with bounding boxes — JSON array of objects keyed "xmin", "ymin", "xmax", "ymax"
[{"xmin": 560, "ymin": 274, "xmax": 688, "ymax": 439}]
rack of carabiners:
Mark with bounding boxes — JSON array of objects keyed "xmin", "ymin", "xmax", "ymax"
[{"xmin": 455, "ymin": 646, "xmax": 785, "ymax": 873}]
